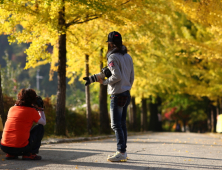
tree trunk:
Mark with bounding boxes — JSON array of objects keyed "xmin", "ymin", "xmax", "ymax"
[
  {"xmin": 129, "ymin": 96, "xmax": 137, "ymax": 131},
  {"xmin": 183, "ymin": 119, "xmax": 186, "ymax": 132},
  {"xmin": 149, "ymin": 96, "xmax": 159, "ymax": 131},
  {"xmin": 85, "ymin": 54, "xmax": 92, "ymax": 134},
  {"xmin": 156, "ymin": 97, "xmax": 162, "ymax": 132},
  {"xmin": 211, "ymin": 105, "xmax": 217, "ymax": 132},
  {"xmin": 99, "ymin": 48, "xmax": 110, "ymax": 134},
  {"xmin": 219, "ymin": 98, "xmax": 222, "ymax": 115},
  {"xmin": 0, "ymin": 66, "xmax": 4, "ymax": 139},
  {"xmin": 56, "ymin": 4, "xmax": 66, "ymax": 136},
  {"xmin": 207, "ymin": 102, "xmax": 211, "ymax": 132},
  {"xmin": 141, "ymin": 98, "xmax": 147, "ymax": 131},
  {"xmin": 0, "ymin": 66, "xmax": 6, "ymax": 125},
  {"xmin": 217, "ymin": 97, "xmax": 222, "ymax": 116},
  {"xmin": 129, "ymin": 103, "xmax": 133, "ymax": 130}
]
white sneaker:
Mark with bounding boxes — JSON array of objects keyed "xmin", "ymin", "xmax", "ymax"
[
  {"xmin": 108, "ymin": 152, "xmax": 129, "ymax": 159},
  {"xmin": 107, "ymin": 151, "xmax": 127, "ymax": 162}
]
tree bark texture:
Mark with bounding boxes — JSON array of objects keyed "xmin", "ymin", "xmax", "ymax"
[
  {"xmin": 141, "ymin": 98, "xmax": 147, "ymax": 131},
  {"xmin": 56, "ymin": 5, "xmax": 66, "ymax": 136},
  {"xmin": 129, "ymin": 96, "xmax": 137, "ymax": 131},
  {"xmin": 85, "ymin": 54, "xmax": 92, "ymax": 134},
  {"xmin": 211, "ymin": 105, "xmax": 217, "ymax": 132},
  {"xmin": 99, "ymin": 49, "xmax": 110, "ymax": 134},
  {"xmin": 156, "ymin": 97, "xmax": 162, "ymax": 132},
  {"xmin": 217, "ymin": 97, "xmax": 222, "ymax": 116},
  {"xmin": 148, "ymin": 97, "xmax": 159, "ymax": 131},
  {"xmin": 207, "ymin": 101, "xmax": 211, "ymax": 132},
  {"xmin": 0, "ymin": 66, "xmax": 6, "ymax": 126}
]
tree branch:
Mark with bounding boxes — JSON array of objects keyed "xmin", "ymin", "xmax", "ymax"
[
  {"xmin": 66, "ymin": 30, "xmax": 79, "ymax": 42},
  {"xmin": 121, "ymin": 0, "xmax": 131, "ymax": 5},
  {"xmin": 65, "ymin": 16, "xmax": 81, "ymax": 28},
  {"xmin": 66, "ymin": 15, "xmax": 100, "ymax": 27},
  {"xmin": 66, "ymin": 0, "xmax": 130, "ymax": 28},
  {"xmin": 75, "ymin": 16, "xmax": 99, "ymax": 25}
]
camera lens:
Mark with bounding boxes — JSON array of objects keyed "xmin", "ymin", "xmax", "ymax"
[{"xmin": 90, "ymin": 75, "xmax": 97, "ymax": 83}]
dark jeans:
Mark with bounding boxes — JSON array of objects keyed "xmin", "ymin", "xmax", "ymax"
[
  {"xmin": 110, "ymin": 90, "xmax": 131, "ymax": 153},
  {"xmin": 1, "ymin": 124, "xmax": 44, "ymax": 156}
]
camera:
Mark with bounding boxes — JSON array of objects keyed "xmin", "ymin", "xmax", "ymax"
[
  {"xmin": 83, "ymin": 67, "xmax": 112, "ymax": 86},
  {"xmin": 36, "ymin": 96, "xmax": 44, "ymax": 108}
]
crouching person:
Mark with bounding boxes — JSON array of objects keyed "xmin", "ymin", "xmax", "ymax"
[{"xmin": 1, "ymin": 88, "xmax": 46, "ymax": 160}]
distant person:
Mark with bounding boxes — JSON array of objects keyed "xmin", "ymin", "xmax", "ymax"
[
  {"xmin": 157, "ymin": 113, "xmax": 163, "ymax": 131},
  {"xmin": 97, "ymin": 31, "xmax": 134, "ymax": 162},
  {"xmin": 1, "ymin": 88, "xmax": 46, "ymax": 160},
  {"xmin": 175, "ymin": 120, "xmax": 181, "ymax": 132}
]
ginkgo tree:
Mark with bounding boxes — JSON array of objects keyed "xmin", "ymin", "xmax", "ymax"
[
  {"xmin": 164, "ymin": 0, "xmax": 222, "ymax": 105},
  {"xmin": 0, "ymin": 0, "xmax": 153, "ymax": 135},
  {"xmin": 63, "ymin": 0, "xmax": 218, "ymax": 131},
  {"xmin": 2, "ymin": 0, "xmax": 222, "ymax": 134},
  {"xmin": 69, "ymin": 1, "xmax": 222, "ymax": 131},
  {"xmin": 0, "ymin": 0, "xmax": 104, "ymax": 135},
  {"xmin": 121, "ymin": 2, "xmax": 220, "ymax": 130},
  {"xmin": 63, "ymin": 0, "xmax": 193, "ymax": 131}
]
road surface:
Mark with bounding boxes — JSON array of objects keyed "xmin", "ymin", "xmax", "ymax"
[{"xmin": 1, "ymin": 132, "xmax": 222, "ymax": 170}]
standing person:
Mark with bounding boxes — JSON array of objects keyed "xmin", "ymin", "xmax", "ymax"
[
  {"xmin": 97, "ymin": 31, "xmax": 134, "ymax": 162},
  {"xmin": 1, "ymin": 88, "xmax": 46, "ymax": 160}
]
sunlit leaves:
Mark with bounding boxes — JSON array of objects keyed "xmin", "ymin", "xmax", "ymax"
[{"xmin": 1, "ymin": 0, "xmax": 222, "ymax": 104}]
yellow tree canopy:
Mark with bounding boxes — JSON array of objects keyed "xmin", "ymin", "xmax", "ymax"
[
  {"xmin": 1, "ymin": 0, "xmax": 222, "ymax": 104},
  {"xmin": 0, "ymin": 0, "xmax": 144, "ymax": 68},
  {"xmin": 127, "ymin": 1, "xmax": 222, "ymax": 103},
  {"xmin": 162, "ymin": 0, "xmax": 222, "ymax": 102}
]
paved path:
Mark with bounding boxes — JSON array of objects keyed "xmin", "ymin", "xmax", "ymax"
[{"xmin": 1, "ymin": 132, "xmax": 222, "ymax": 170}]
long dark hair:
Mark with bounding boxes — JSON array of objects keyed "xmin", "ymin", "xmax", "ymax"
[
  {"xmin": 106, "ymin": 41, "xmax": 127, "ymax": 56},
  {"xmin": 15, "ymin": 88, "xmax": 37, "ymax": 107}
]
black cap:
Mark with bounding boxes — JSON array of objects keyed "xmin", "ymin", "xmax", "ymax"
[{"xmin": 106, "ymin": 31, "xmax": 122, "ymax": 43}]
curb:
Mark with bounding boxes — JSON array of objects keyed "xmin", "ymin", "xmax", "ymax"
[
  {"xmin": 41, "ymin": 135, "xmax": 116, "ymax": 145},
  {"xmin": 41, "ymin": 131, "xmax": 152, "ymax": 145}
]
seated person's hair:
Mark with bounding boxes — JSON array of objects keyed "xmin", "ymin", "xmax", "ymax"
[{"xmin": 15, "ymin": 88, "xmax": 37, "ymax": 107}]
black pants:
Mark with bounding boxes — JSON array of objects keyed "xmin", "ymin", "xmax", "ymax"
[{"xmin": 1, "ymin": 124, "xmax": 44, "ymax": 156}]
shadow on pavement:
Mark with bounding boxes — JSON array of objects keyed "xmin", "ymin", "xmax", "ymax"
[
  {"xmin": 1, "ymin": 147, "xmax": 221, "ymax": 170},
  {"xmin": 87, "ymin": 140, "xmax": 222, "ymax": 147},
  {"xmin": 45, "ymin": 147, "xmax": 222, "ymax": 162}
]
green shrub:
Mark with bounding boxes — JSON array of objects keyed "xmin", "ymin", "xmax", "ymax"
[
  {"xmin": 65, "ymin": 108, "xmax": 87, "ymax": 136},
  {"xmin": 65, "ymin": 108, "xmax": 100, "ymax": 136},
  {"xmin": 43, "ymin": 97, "xmax": 56, "ymax": 135}
]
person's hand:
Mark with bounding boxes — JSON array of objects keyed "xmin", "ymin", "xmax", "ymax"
[
  {"xmin": 83, "ymin": 77, "xmax": 91, "ymax": 86},
  {"xmin": 97, "ymin": 76, "xmax": 104, "ymax": 84}
]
